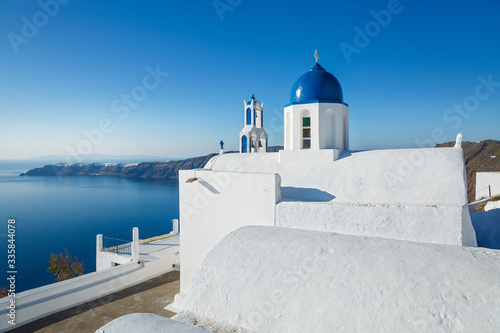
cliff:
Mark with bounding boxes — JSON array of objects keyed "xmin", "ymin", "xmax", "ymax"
[
  {"xmin": 20, "ymin": 146, "xmax": 285, "ymax": 181},
  {"xmin": 20, "ymin": 154, "xmax": 218, "ymax": 181}
]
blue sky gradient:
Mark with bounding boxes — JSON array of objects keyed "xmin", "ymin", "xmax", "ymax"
[{"xmin": 1, "ymin": 0, "xmax": 499, "ymax": 159}]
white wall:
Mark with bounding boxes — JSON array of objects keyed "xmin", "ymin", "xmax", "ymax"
[
  {"xmin": 177, "ymin": 226, "xmax": 500, "ymax": 333},
  {"xmin": 209, "ymin": 147, "xmax": 468, "ymax": 207},
  {"xmin": 178, "ymin": 169, "xmax": 281, "ymax": 295},
  {"xmin": 279, "ymin": 148, "xmax": 342, "ymax": 162},
  {"xmin": 476, "ymin": 172, "xmax": 500, "ymax": 200},
  {"xmin": 276, "ymin": 201, "xmax": 477, "ymax": 246},
  {"xmin": 485, "ymin": 201, "xmax": 500, "ymax": 211},
  {"xmin": 284, "ymin": 102, "xmax": 348, "ymax": 151},
  {"xmin": 97, "ymin": 251, "xmax": 134, "ymax": 271}
]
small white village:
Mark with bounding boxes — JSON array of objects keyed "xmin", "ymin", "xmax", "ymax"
[{"xmin": 1, "ymin": 53, "xmax": 500, "ymax": 332}]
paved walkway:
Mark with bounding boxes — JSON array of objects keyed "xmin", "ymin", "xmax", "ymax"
[
  {"xmin": 10, "ymin": 270, "xmax": 180, "ymax": 333},
  {"xmin": 139, "ymin": 234, "xmax": 180, "ymax": 262}
]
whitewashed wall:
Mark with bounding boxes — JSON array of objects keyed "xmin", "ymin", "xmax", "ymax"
[
  {"xmin": 284, "ymin": 102, "xmax": 348, "ymax": 151},
  {"xmin": 178, "ymin": 169, "xmax": 281, "ymax": 297},
  {"xmin": 485, "ymin": 201, "xmax": 500, "ymax": 211},
  {"xmin": 476, "ymin": 172, "xmax": 500, "ymax": 200},
  {"xmin": 96, "ymin": 251, "xmax": 134, "ymax": 271},
  {"xmin": 277, "ymin": 201, "xmax": 477, "ymax": 246},
  {"xmin": 177, "ymin": 226, "xmax": 500, "ymax": 333},
  {"xmin": 208, "ymin": 148, "xmax": 469, "ymax": 207}
]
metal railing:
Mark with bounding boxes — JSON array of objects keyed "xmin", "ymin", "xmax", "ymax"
[
  {"xmin": 476, "ymin": 185, "xmax": 491, "ymax": 198},
  {"xmin": 108, "ymin": 221, "xmax": 173, "ymax": 242},
  {"xmin": 110, "ymin": 230, "xmax": 133, "ymax": 242},
  {"xmin": 101, "ymin": 221, "xmax": 176, "ymax": 254},
  {"xmin": 139, "ymin": 222, "xmax": 171, "ymax": 240},
  {"xmin": 102, "ymin": 237, "xmax": 132, "ymax": 255}
]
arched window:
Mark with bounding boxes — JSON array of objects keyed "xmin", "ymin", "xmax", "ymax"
[
  {"xmin": 246, "ymin": 108, "xmax": 252, "ymax": 125},
  {"xmin": 260, "ymin": 133, "xmax": 267, "ymax": 152},
  {"xmin": 301, "ymin": 111, "xmax": 311, "ymax": 149},
  {"xmin": 325, "ymin": 109, "xmax": 335, "ymax": 148},
  {"xmin": 335, "ymin": 111, "xmax": 343, "ymax": 149},
  {"xmin": 285, "ymin": 111, "xmax": 291, "ymax": 149},
  {"xmin": 251, "ymin": 132, "xmax": 257, "ymax": 151},
  {"xmin": 241, "ymin": 135, "xmax": 247, "ymax": 153}
]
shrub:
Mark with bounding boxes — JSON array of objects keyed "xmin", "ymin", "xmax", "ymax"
[
  {"xmin": 47, "ymin": 249, "xmax": 84, "ymax": 282},
  {"xmin": 0, "ymin": 287, "xmax": 8, "ymax": 298},
  {"xmin": 473, "ymin": 204, "xmax": 486, "ymax": 212}
]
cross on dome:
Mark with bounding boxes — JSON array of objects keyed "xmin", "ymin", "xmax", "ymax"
[{"xmin": 314, "ymin": 49, "xmax": 319, "ymax": 63}]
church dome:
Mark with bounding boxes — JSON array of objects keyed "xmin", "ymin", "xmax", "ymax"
[{"xmin": 290, "ymin": 63, "xmax": 343, "ymax": 104}]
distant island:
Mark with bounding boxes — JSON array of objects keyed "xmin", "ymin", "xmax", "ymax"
[
  {"xmin": 20, "ymin": 146, "xmax": 284, "ymax": 181},
  {"xmin": 20, "ymin": 141, "xmax": 500, "ymax": 201}
]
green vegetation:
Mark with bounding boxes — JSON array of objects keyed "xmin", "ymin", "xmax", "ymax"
[
  {"xmin": 473, "ymin": 204, "xmax": 486, "ymax": 212},
  {"xmin": 491, "ymin": 195, "xmax": 500, "ymax": 202},
  {"xmin": 47, "ymin": 250, "xmax": 84, "ymax": 282}
]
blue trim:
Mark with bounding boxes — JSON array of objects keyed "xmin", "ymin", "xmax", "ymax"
[
  {"xmin": 284, "ymin": 100, "xmax": 349, "ymax": 108},
  {"xmin": 246, "ymin": 108, "xmax": 252, "ymax": 125},
  {"xmin": 241, "ymin": 135, "xmax": 247, "ymax": 153}
]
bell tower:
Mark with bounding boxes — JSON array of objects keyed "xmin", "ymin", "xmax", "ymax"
[{"xmin": 239, "ymin": 95, "xmax": 268, "ymax": 153}]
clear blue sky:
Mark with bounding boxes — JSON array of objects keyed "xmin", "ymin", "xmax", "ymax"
[{"xmin": 1, "ymin": 0, "xmax": 499, "ymax": 159}]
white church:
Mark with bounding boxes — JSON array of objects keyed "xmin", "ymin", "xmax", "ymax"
[{"xmin": 100, "ymin": 54, "xmax": 500, "ymax": 332}]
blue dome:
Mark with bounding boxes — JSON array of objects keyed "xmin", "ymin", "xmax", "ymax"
[{"xmin": 289, "ymin": 63, "xmax": 343, "ymax": 104}]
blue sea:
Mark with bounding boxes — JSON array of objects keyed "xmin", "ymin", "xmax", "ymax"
[{"xmin": 0, "ymin": 161, "xmax": 179, "ymax": 293}]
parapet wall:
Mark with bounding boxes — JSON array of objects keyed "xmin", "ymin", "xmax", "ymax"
[
  {"xmin": 276, "ymin": 201, "xmax": 477, "ymax": 246},
  {"xmin": 178, "ymin": 226, "xmax": 500, "ymax": 333},
  {"xmin": 208, "ymin": 147, "xmax": 469, "ymax": 207}
]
